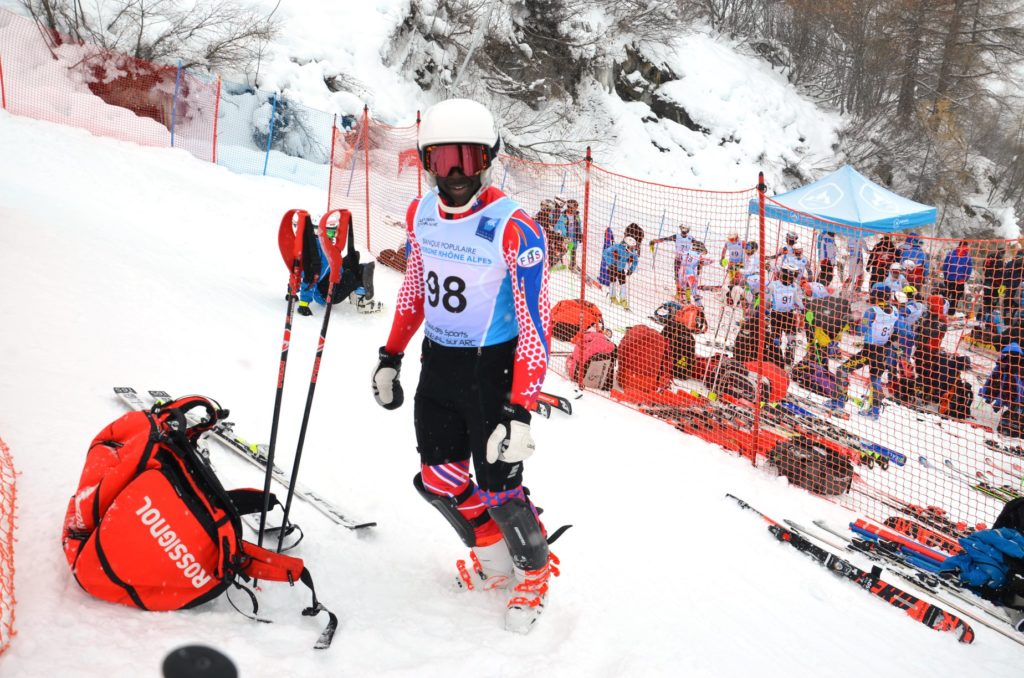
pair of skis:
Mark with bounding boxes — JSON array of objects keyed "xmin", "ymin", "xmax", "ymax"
[
  {"xmin": 727, "ymin": 494, "xmax": 976, "ymax": 643},
  {"xmin": 114, "ymin": 387, "xmax": 375, "ymax": 532},
  {"xmin": 917, "ymin": 454, "xmax": 1022, "ymax": 503},
  {"xmin": 808, "ymin": 516, "xmax": 1024, "ymax": 646}
]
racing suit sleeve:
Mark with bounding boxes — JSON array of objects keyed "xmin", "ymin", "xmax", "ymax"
[
  {"xmin": 501, "ymin": 209, "xmax": 550, "ymax": 410},
  {"xmin": 384, "ymin": 199, "xmax": 426, "ymax": 354}
]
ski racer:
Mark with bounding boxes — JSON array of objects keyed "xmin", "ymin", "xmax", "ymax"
[
  {"xmin": 370, "ymin": 98, "xmax": 556, "ymax": 633},
  {"xmin": 651, "ymin": 223, "xmax": 704, "ymax": 284},
  {"xmin": 817, "ymin": 230, "xmax": 838, "ymax": 285},
  {"xmin": 826, "ymin": 283, "xmax": 898, "ymax": 419},
  {"xmin": 562, "ymin": 199, "xmax": 583, "ymax": 271},
  {"xmin": 788, "ymin": 245, "xmax": 810, "ymax": 281},
  {"xmin": 845, "ymin": 233, "xmax": 869, "ymax": 292},
  {"xmin": 766, "ymin": 263, "xmax": 805, "ymax": 365},
  {"xmin": 676, "ymin": 246, "xmax": 709, "ymax": 306},
  {"xmin": 742, "ymin": 240, "xmax": 761, "ymax": 310},
  {"xmin": 604, "ymin": 226, "xmax": 642, "ymax": 310},
  {"xmin": 721, "ymin": 233, "xmax": 746, "ymax": 305},
  {"xmin": 773, "ymin": 231, "xmax": 799, "ymax": 261},
  {"xmin": 801, "ymin": 281, "xmax": 833, "ymax": 300},
  {"xmin": 898, "ymin": 233, "xmax": 930, "ymax": 281},
  {"xmin": 881, "ymin": 262, "xmax": 909, "ymax": 294}
]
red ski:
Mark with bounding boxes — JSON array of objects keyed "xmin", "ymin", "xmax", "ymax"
[{"xmin": 727, "ymin": 495, "xmax": 974, "ymax": 643}]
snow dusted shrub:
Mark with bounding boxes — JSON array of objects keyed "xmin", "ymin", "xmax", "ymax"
[{"xmin": 251, "ymin": 96, "xmax": 330, "ymax": 163}]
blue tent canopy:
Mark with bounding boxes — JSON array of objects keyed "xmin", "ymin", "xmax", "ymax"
[{"xmin": 748, "ymin": 165, "xmax": 936, "ymax": 236}]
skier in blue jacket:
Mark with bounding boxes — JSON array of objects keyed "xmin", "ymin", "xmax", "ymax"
[
  {"xmin": 604, "ymin": 228, "xmax": 642, "ymax": 310},
  {"xmin": 826, "ymin": 283, "xmax": 898, "ymax": 419},
  {"xmin": 899, "ymin": 233, "xmax": 930, "ymax": 280},
  {"xmin": 942, "ymin": 241, "xmax": 974, "ymax": 315}
]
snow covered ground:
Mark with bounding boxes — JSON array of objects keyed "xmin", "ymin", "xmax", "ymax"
[{"xmin": 1, "ymin": 109, "xmax": 1023, "ymax": 676}]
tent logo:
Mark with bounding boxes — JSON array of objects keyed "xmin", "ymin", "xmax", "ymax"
[
  {"xmin": 798, "ymin": 183, "xmax": 843, "ymax": 211},
  {"xmin": 859, "ymin": 184, "xmax": 899, "ymax": 211}
]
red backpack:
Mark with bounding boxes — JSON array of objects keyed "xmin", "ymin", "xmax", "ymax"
[
  {"xmin": 616, "ymin": 325, "xmax": 671, "ymax": 392},
  {"xmin": 62, "ymin": 395, "xmax": 336, "ymax": 649},
  {"xmin": 551, "ymin": 299, "xmax": 603, "ymax": 342},
  {"xmin": 566, "ymin": 330, "xmax": 617, "ymax": 390}
]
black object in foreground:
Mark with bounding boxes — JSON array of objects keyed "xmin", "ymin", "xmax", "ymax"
[{"xmin": 162, "ymin": 645, "xmax": 237, "ymax": 678}]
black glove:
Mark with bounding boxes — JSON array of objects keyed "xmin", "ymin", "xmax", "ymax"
[{"xmin": 372, "ymin": 346, "xmax": 404, "ymax": 410}]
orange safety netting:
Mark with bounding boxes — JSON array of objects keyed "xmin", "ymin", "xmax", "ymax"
[
  {"xmin": 0, "ymin": 436, "xmax": 16, "ymax": 656},
  {"xmin": 334, "ymin": 115, "xmax": 1023, "ymax": 543},
  {"xmin": 0, "ymin": 10, "xmax": 217, "ymax": 161}
]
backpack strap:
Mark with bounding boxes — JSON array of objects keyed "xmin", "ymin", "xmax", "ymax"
[
  {"xmin": 227, "ymin": 489, "xmax": 281, "ymax": 516},
  {"xmin": 151, "ymin": 395, "xmax": 227, "ymax": 439},
  {"xmin": 238, "ymin": 540, "xmax": 338, "ymax": 650}
]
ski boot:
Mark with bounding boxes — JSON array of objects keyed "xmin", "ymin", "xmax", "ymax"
[
  {"xmin": 859, "ymin": 378, "xmax": 882, "ymax": 420},
  {"xmin": 621, "ymin": 298, "xmax": 631, "ymax": 311},
  {"xmin": 297, "ymin": 301, "xmax": 313, "ymax": 316},
  {"xmin": 454, "ymin": 540, "xmax": 513, "ymax": 592},
  {"xmin": 356, "ymin": 295, "xmax": 383, "ymax": 313},
  {"xmin": 505, "ymin": 552, "xmax": 561, "ymax": 634},
  {"xmin": 824, "ymin": 397, "xmax": 848, "ymax": 419},
  {"xmin": 489, "ymin": 499, "xmax": 557, "ymax": 634}
]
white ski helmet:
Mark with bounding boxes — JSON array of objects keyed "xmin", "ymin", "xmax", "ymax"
[{"xmin": 418, "ymin": 98, "xmax": 501, "ymax": 214}]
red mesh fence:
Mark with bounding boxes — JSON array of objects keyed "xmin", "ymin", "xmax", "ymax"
[
  {"xmin": 758, "ymin": 196, "xmax": 1022, "ymax": 534},
  {"xmin": 0, "ymin": 8, "xmax": 337, "ymax": 186},
  {"xmin": 336, "ymin": 116, "xmax": 1024, "ymax": 545},
  {"xmin": 0, "ymin": 436, "xmax": 16, "ymax": 656},
  {"xmin": 0, "ymin": 10, "xmax": 217, "ymax": 160}
]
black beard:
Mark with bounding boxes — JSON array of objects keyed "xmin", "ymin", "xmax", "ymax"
[{"xmin": 436, "ymin": 173, "xmax": 483, "ymax": 208}]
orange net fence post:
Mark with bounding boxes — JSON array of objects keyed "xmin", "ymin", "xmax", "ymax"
[{"xmin": 0, "ymin": 436, "xmax": 16, "ymax": 656}]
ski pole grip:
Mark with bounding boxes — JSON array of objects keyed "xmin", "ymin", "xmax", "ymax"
[{"xmin": 318, "ymin": 209, "xmax": 349, "ymax": 285}]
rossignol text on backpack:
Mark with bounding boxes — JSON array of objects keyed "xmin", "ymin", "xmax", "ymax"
[{"xmin": 61, "ymin": 395, "xmax": 337, "ymax": 649}]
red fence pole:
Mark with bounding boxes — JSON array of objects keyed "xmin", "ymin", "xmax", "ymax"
[
  {"xmin": 0, "ymin": 55, "xmax": 6, "ymax": 110},
  {"xmin": 572, "ymin": 148, "xmax": 593, "ymax": 390},
  {"xmin": 363, "ymin": 105, "xmax": 371, "ymax": 253},
  {"xmin": 580, "ymin": 148, "xmax": 592, "ymax": 304},
  {"xmin": 416, "ymin": 110, "xmax": 422, "ymax": 198},
  {"xmin": 211, "ymin": 76, "xmax": 221, "ymax": 164},
  {"xmin": 326, "ymin": 114, "xmax": 337, "ymax": 211},
  {"xmin": 751, "ymin": 172, "xmax": 767, "ymax": 463}
]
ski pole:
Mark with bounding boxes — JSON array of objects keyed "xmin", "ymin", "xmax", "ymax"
[
  {"xmin": 258, "ymin": 209, "xmax": 309, "ymax": 550},
  {"xmin": 277, "ymin": 210, "xmax": 350, "ymax": 552},
  {"xmin": 651, "ymin": 209, "xmax": 666, "ymax": 271}
]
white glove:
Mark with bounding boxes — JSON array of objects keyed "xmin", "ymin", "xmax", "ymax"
[
  {"xmin": 371, "ymin": 347, "xmax": 404, "ymax": 410},
  {"xmin": 486, "ymin": 404, "xmax": 535, "ymax": 464}
]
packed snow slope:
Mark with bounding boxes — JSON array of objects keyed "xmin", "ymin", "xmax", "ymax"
[{"xmin": 0, "ymin": 112, "xmax": 1020, "ymax": 677}]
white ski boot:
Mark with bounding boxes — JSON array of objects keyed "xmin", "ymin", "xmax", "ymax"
[
  {"xmin": 454, "ymin": 540, "xmax": 514, "ymax": 592},
  {"xmin": 504, "ymin": 552, "xmax": 560, "ymax": 634}
]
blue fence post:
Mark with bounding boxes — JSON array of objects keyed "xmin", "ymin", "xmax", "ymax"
[
  {"xmin": 170, "ymin": 60, "xmax": 182, "ymax": 147},
  {"xmin": 500, "ymin": 165, "xmax": 509, "ymax": 191},
  {"xmin": 345, "ymin": 127, "xmax": 360, "ymax": 197},
  {"xmin": 263, "ymin": 93, "xmax": 278, "ymax": 176},
  {"xmin": 559, "ymin": 169, "xmax": 567, "ymax": 194}
]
